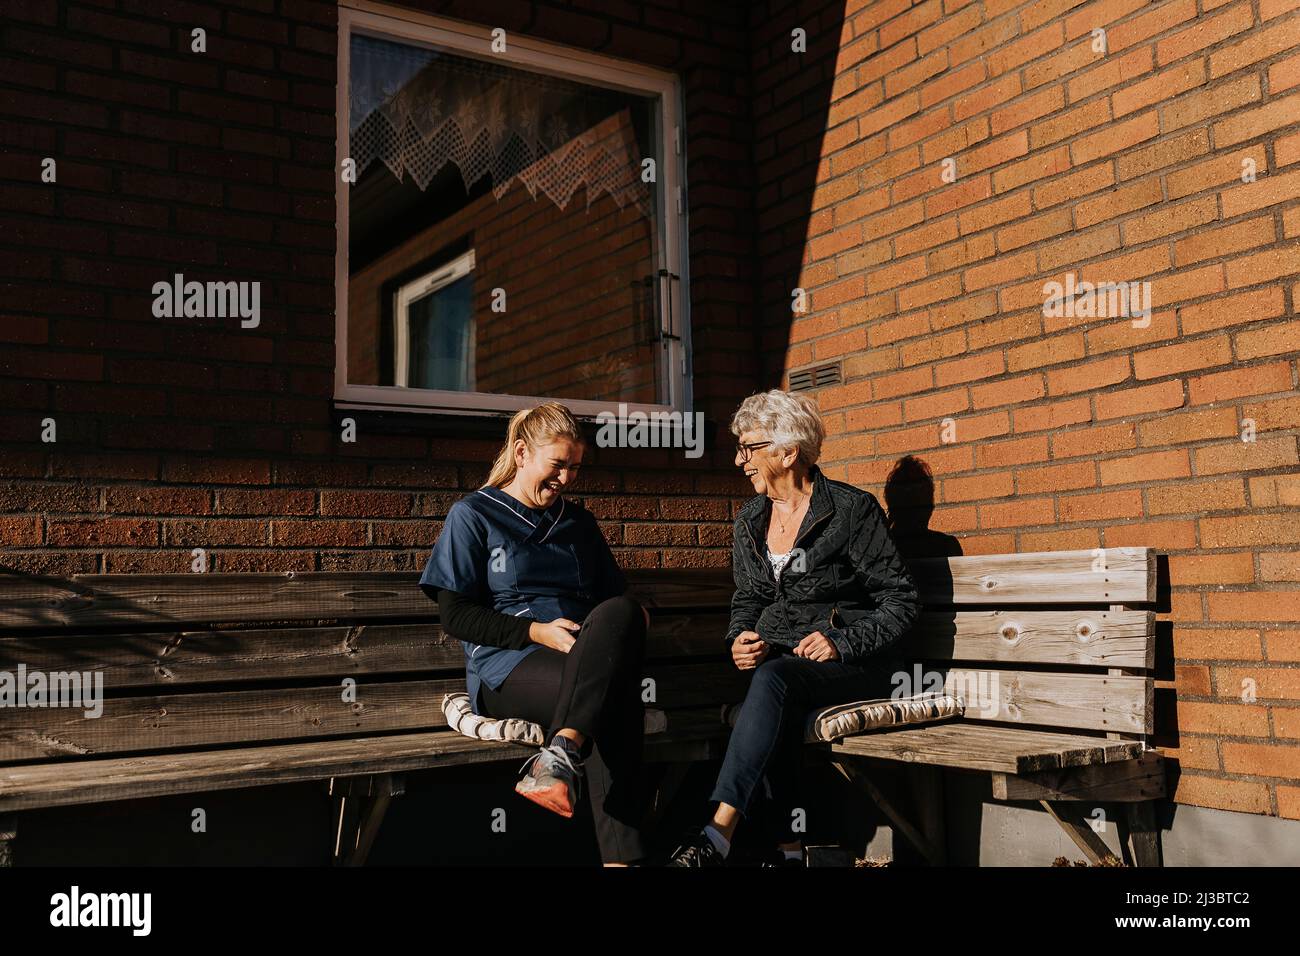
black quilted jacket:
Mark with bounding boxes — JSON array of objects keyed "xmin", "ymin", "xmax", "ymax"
[{"xmin": 725, "ymin": 465, "xmax": 920, "ymax": 664}]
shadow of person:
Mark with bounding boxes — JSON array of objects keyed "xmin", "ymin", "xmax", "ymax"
[{"xmin": 882, "ymin": 456, "xmax": 963, "ymax": 560}]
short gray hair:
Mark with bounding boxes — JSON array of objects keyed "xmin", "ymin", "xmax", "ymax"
[{"xmin": 730, "ymin": 389, "xmax": 826, "ymax": 466}]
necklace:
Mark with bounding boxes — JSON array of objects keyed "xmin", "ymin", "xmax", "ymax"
[{"xmin": 773, "ymin": 491, "xmax": 809, "ymax": 534}]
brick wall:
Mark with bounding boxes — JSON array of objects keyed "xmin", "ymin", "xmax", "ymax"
[
  {"xmin": 0, "ymin": 0, "xmax": 757, "ymax": 578},
  {"xmin": 755, "ymin": 0, "xmax": 1300, "ymax": 818}
]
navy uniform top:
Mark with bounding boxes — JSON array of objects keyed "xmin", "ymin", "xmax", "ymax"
[{"xmin": 419, "ymin": 486, "xmax": 627, "ymax": 714}]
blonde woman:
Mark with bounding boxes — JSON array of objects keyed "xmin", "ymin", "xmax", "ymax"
[{"xmin": 420, "ymin": 402, "xmax": 649, "ymax": 866}]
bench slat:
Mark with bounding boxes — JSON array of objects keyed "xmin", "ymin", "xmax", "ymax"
[
  {"xmin": 904, "ymin": 608, "xmax": 1154, "ymax": 668},
  {"xmin": 0, "ymin": 709, "xmax": 732, "ymax": 813},
  {"xmin": 831, "ymin": 723, "xmax": 1144, "ymax": 773},
  {"xmin": 909, "ymin": 547, "xmax": 1155, "ymax": 605},
  {"xmin": 0, "ymin": 613, "xmax": 733, "ymax": 690},
  {"xmin": 0, "ymin": 664, "xmax": 748, "ymax": 761},
  {"xmin": 939, "ymin": 668, "xmax": 1151, "ymax": 734},
  {"xmin": 0, "ymin": 569, "xmax": 737, "ymax": 630}
]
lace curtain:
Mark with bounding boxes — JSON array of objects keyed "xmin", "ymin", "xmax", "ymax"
[{"xmin": 349, "ymin": 33, "xmax": 653, "ymax": 216}]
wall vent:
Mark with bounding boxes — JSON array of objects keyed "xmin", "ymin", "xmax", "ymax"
[{"xmin": 789, "ymin": 362, "xmax": 842, "ymax": 392}]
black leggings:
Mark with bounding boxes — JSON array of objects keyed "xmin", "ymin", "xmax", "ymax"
[{"xmin": 478, "ymin": 595, "xmax": 648, "ymax": 864}]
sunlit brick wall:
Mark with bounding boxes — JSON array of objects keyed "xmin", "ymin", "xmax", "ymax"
[{"xmin": 756, "ymin": 0, "xmax": 1300, "ymax": 818}]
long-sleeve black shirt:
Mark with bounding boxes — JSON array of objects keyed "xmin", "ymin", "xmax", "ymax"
[{"xmin": 430, "ymin": 586, "xmax": 533, "ymax": 651}]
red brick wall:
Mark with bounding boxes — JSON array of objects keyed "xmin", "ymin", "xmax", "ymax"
[
  {"xmin": 0, "ymin": 0, "xmax": 758, "ymax": 578},
  {"xmin": 755, "ymin": 0, "xmax": 1300, "ymax": 818}
]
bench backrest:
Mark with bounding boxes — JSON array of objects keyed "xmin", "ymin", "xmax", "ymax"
[
  {"xmin": 897, "ymin": 547, "xmax": 1157, "ymax": 740},
  {"xmin": 0, "ymin": 570, "xmax": 741, "ymax": 765},
  {"xmin": 0, "ymin": 546, "xmax": 1156, "ymax": 764}
]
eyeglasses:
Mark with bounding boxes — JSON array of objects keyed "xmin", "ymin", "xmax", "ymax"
[{"xmin": 735, "ymin": 440, "xmax": 772, "ymax": 463}]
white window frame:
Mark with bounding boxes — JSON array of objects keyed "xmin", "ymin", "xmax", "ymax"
[
  {"xmin": 335, "ymin": 0, "xmax": 692, "ymax": 419},
  {"xmin": 393, "ymin": 249, "xmax": 477, "ymax": 390}
]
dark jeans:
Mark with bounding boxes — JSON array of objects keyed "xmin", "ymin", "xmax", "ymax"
[
  {"xmin": 478, "ymin": 595, "xmax": 648, "ymax": 864},
  {"xmin": 709, "ymin": 650, "xmax": 893, "ymax": 843}
]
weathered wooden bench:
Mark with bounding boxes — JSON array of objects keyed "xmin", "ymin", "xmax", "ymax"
[
  {"xmin": 0, "ymin": 568, "xmax": 743, "ymax": 866},
  {"xmin": 830, "ymin": 545, "xmax": 1164, "ymax": 867},
  {"xmin": 0, "ymin": 546, "xmax": 1162, "ymax": 866}
]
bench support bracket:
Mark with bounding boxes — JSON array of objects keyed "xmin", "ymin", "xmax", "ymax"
[{"xmin": 830, "ymin": 758, "xmax": 946, "ymax": 865}]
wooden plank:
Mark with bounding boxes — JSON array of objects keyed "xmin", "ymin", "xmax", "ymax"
[
  {"xmin": 937, "ymin": 668, "xmax": 1150, "ymax": 733},
  {"xmin": 992, "ymin": 752, "xmax": 1166, "ymax": 801},
  {"xmin": 0, "ymin": 571, "xmax": 433, "ymax": 630},
  {"xmin": 0, "ymin": 612, "xmax": 733, "ymax": 690},
  {"xmin": 0, "ymin": 663, "xmax": 749, "ymax": 761},
  {"xmin": 0, "ymin": 708, "xmax": 732, "ymax": 812},
  {"xmin": 908, "ymin": 548, "xmax": 1155, "ymax": 605},
  {"xmin": 902, "ymin": 609, "xmax": 1154, "ymax": 668},
  {"xmin": 831, "ymin": 723, "xmax": 1143, "ymax": 773},
  {"xmin": 0, "ymin": 569, "xmax": 737, "ymax": 631}
]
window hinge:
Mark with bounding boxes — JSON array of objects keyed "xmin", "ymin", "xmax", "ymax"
[
  {"xmin": 674, "ymin": 125, "xmax": 681, "ymax": 156},
  {"xmin": 676, "ymin": 185, "xmax": 684, "ymax": 215}
]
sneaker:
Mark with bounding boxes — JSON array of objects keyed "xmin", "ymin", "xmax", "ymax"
[
  {"xmin": 666, "ymin": 828, "xmax": 726, "ymax": 867},
  {"xmin": 514, "ymin": 740, "xmax": 584, "ymax": 818}
]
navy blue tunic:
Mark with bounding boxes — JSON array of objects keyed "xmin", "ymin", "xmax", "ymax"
[{"xmin": 419, "ymin": 487, "xmax": 627, "ymax": 713}]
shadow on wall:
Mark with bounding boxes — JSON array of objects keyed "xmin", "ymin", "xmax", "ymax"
[{"xmin": 883, "ymin": 456, "xmax": 962, "ymax": 560}]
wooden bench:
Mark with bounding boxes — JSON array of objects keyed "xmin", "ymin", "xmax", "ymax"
[
  {"xmin": 0, "ymin": 546, "xmax": 1162, "ymax": 866},
  {"xmin": 0, "ymin": 568, "xmax": 742, "ymax": 866},
  {"xmin": 830, "ymin": 545, "xmax": 1164, "ymax": 867}
]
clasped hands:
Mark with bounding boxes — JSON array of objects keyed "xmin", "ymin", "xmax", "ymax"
[{"xmin": 731, "ymin": 629, "xmax": 838, "ymax": 669}]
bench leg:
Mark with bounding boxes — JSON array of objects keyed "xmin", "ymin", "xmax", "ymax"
[
  {"xmin": 908, "ymin": 764, "xmax": 947, "ymax": 866},
  {"xmin": 1120, "ymin": 800, "xmax": 1163, "ymax": 868},
  {"xmin": 831, "ymin": 759, "xmax": 945, "ymax": 866},
  {"xmin": 329, "ymin": 773, "xmax": 405, "ymax": 867},
  {"xmin": 1041, "ymin": 800, "xmax": 1122, "ymax": 865},
  {"xmin": 0, "ymin": 814, "xmax": 15, "ymax": 867},
  {"xmin": 645, "ymin": 761, "xmax": 691, "ymax": 829}
]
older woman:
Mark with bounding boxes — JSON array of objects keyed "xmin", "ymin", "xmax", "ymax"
[{"xmin": 668, "ymin": 389, "xmax": 919, "ymax": 866}]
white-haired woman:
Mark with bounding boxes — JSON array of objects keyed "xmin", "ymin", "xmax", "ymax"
[{"xmin": 668, "ymin": 389, "xmax": 919, "ymax": 866}]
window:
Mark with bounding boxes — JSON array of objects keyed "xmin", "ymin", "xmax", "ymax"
[
  {"xmin": 393, "ymin": 250, "xmax": 476, "ymax": 391},
  {"xmin": 335, "ymin": 3, "xmax": 690, "ymax": 418}
]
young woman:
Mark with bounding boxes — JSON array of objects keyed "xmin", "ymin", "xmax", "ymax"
[
  {"xmin": 668, "ymin": 389, "xmax": 920, "ymax": 867},
  {"xmin": 419, "ymin": 402, "xmax": 650, "ymax": 866}
]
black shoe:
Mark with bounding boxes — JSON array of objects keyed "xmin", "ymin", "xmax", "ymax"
[
  {"xmin": 666, "ymin": 828, "xmax": 726, "ymax": 867},
  {"xmin": 760, "ymin": 847, "xmax": 805, "ymax": 867}
]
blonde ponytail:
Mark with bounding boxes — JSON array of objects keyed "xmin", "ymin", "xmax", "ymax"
[{"xmin": 483, "ymin": 402, "xmax": 584, "ymax": 489}]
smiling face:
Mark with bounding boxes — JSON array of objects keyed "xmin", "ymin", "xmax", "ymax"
[
  {"xmin": 736, "ymin": 428, "xmax": 794, "ymax": 496},
  {"xmin": 514, "ymin": 436, "xmax": 584, "ymax": 509}
]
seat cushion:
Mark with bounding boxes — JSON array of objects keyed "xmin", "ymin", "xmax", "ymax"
[
  {"xmin": 440, "ymin": 693, "xmax": 668, "ymax": 746},
  {"xmin": 723, "ymin": 692, "xmax": 964, "ymax": 743}
]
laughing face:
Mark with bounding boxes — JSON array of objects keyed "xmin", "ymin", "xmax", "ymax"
[
  {"xmin": 736, "ymin": 429, "xmax": 790, "ymax": 496},
  {"xmin": 514, "ymin": 437, "xmax": 584, "ymax": 509}
]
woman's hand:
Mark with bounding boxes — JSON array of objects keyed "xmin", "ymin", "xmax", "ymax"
[
  {"xmin": 793, "ymin": 631, "xmax": 840, "ymax": 662},
  {"xmin": 530, "ymin": 618, "xmax": 580, "ymax": 653},
  {"xmin": 731, "ymin": 631, "xmax": 770, "ymax": 670}
]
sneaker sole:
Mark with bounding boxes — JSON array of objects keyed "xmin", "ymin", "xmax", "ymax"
[{"xmin": 515, "ymin": 780, "xmax": 575, "ymax": 818}]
